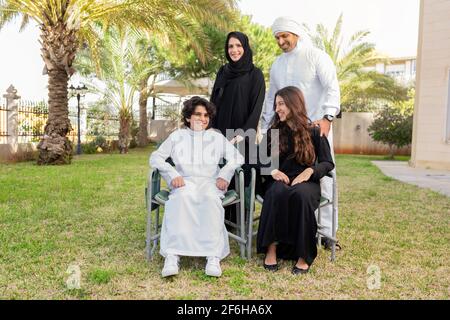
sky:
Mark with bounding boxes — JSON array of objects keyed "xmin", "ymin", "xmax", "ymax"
[
  {"xmin": 0, "ymin": 0, "xmax": 420, "ymax": 101},
  {"xmin": 239, "ymin": 0, "xmax": 421, "ymax": 56}
]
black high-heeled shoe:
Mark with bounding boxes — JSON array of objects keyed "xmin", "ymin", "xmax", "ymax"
[
  {"xmin": 291, "ymin": 265, "xmax": 310, "ymax": 275},
  {"xmin": 263, "ymin": 256, "xmax": 278, "ymax": 272},
  {"xmin": 263, "ymin": 262, "xmax": 279, "ymax": 272}
]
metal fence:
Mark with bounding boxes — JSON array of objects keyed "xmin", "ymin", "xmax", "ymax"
[
  {"xmin": 153, "ymin": 101, "xmax": 181, "ymax": 120},
  {"xmin": 1, "ymin": 98, "xmax": 121, "ymax": 145},
  {"xmin": 82, "ymin": 113, "xmax": 120, "ymax": 139},
  {"xmin": 151, "ymin": 95, "xmax": 185, "ymax": 120},
  {"xmin": 17, "ymin": 100, "xmax": 48, "ymax": 143},
  {"xmin": 1, "ymin": 86, "xmax": 188, "ymax": 149}
]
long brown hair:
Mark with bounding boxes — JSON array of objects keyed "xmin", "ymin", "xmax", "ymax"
[{"xmin": 271, "ymin": 86, "xmax": 315, "ymax": 166}]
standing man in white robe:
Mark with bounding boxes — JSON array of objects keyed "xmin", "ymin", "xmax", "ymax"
[
  {"xmin": 150, "ymin": 97, "xmax": 244, "ymax": 278},
  {"xmin": 261, "ymin": 16, "xmax": 341, "ymax": 245}
]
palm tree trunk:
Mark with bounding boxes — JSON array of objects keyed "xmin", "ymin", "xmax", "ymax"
[
  {"xmin": 37, "ymin": 23, "xmax": 77, "ymax": 165},
  {"xmin": 119, "ymin": 108, "xmax": 132, "ymax": 154},
  {"xmin": 137, "ymin": 78, "xmax": 150, "ymax": 147}
]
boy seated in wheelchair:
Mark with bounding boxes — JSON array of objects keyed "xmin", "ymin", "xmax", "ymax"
[{"xmin": 149, "ymin": 96, "xmax": 244, "ymax": 278}]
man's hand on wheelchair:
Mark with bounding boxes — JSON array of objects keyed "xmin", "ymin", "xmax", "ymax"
[
  {"xmin": 171, "ymin": 176, "xmax": 186, "ymax": 189},
  {"xmin": 216, "ymin": 178, "xmax": 229, "ymax": 191}
]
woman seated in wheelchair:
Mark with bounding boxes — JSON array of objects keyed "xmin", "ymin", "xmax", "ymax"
[
  {"xmin": 256, "ymin": 86, "xmax": 334, "ymax": 275},
  {"xmin": 150, "ymin": 96, "xmax": 244, "ymax": 278}
]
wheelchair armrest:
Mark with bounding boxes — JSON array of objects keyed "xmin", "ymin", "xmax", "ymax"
[
  {"xmin": 148, "ymin": 168, "xmax": 161, "ymax": 185},
  {"xmin": 233, "ymin": 167, "xmax": 245, "ymax": 188},
  {"xmin": 325, "ymin": 170, "xmax": 336, "ymax": 181},
  {"xmin": 147, "ymin": 168, "xmax": 162, "ymax": 210}
]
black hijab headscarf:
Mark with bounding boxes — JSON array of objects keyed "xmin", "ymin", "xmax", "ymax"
[{"xmin": 213, "ymin": 31, "xmax": 254, "ymax": 99}]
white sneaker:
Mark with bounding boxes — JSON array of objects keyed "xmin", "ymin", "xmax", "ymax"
[
  {"xmin": 205, "ymin": 256, "xmax": 222, "ymax": 277},
  {"xmin": 161, "ymin": 255, "xmax": 179, "ymax": 278}
]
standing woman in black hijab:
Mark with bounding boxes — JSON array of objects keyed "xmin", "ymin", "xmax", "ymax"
[
  {"xmin": 211, "ymin": 31, "xmax": 266, "ymax": 225},
  {"xmin": 212, "ymin": 31, "xmax": 265, "ymax": 139}
]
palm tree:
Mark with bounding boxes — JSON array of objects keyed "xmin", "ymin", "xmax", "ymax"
[
  {"xmin": 131, "ymin": 32, "xmax": 210, "ymax": 148},
  {"xmin": 77, "ymin": 27, "xmax": 141, "ymax": 154},
  {"xmin": 305, "ymin": 14, "xmax": 408, "ymax": 112},
  {"xmin": 133, "ymin": 38, "xmax": 165, "ymax": 148},
  {"xmin": 77, "ymin": 23, "xmax": 233, "ymax": 150},
  {"xmin": 0, "ymin": 0, "xmax": 236, "ymax": 164},
  {"xmin": 76, "ymin": 28, "xmax": 166, "ymax": 153}
]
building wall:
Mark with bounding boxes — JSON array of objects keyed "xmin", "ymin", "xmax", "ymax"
[
  {"xmin": 333, "ymin": 113, "xmax": 410, "ymax": 156},
  {"xmin": 411, "ymin": 0, "xmax": 450, "ymax": 170}
]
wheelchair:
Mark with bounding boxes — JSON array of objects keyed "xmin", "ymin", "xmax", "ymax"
[{"xmin": 145, "ymin": 165, "xmax": 249, "ymax": 261}]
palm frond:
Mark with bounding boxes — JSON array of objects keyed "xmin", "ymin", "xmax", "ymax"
[
  {"xmin": 0, "ymin": 7, "xmax": 19, "ymax": 30},
  {"xmin": 77, "ymin": 23, "xmax": 103, "ymax": 76},
  {"xmin": 330, "ymin": 13, "xmax": 343, "ymax": 59},
  {"xmin": 18, "ymin": 13, "xmax": 30, "ymax": 31},
  {"xmin": 304, "ymin": 13, "xmax": 409, "ymax": 111}
]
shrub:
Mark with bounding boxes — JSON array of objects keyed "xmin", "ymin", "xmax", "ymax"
[
  {"xmin": 93, "ymin": 135, "xmax": 109, "ymax": 152},
  {"xmin": 368, "ymin": 89, "xmax": 415, "ymax": 159},
  {"xmin": 80, "ymin": 142, "xmax": 97, "ymax": 154},
  {"xmin": 79, "ymin": 135, "xmax": 113, "ymax": 154}
]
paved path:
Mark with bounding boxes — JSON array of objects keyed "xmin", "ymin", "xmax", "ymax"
[{"xmin": 372, "ymin": 161, "xmax": 450, "ymax": 197}]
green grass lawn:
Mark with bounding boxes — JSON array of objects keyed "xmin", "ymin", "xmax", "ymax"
[{"xmin": 0, "ymin": 146, "xmax": 449, "ymax": 299}]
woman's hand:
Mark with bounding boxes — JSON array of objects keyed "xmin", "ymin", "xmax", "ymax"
[
  {"xmin": 216, "ymin": 178, "xmax": 229, "ymax": 191},
  {"xmin": 171, "ymin": 176, "xmax": 186, "ymax": 189},
  {"xmin": 291, "ymin": 168, "xmax": 314, "ymax": 186},
  {"xmin": 271, "ymin": 169, "xmax": 290, "ymax": 184}
]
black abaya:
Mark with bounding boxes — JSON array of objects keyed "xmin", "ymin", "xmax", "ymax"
[
  {"xmin": 211, "ymin": 66, "xmax": 265, "ymax": 136},
  {"xmin": 256, "ymin": 126, "xmax": 334, "ymax": 266}
]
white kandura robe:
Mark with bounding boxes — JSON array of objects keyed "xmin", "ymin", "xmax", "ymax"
[
  {"xmin": 261, "ymin": 43, "xmax": 341, "ymax": 130},
  {"xmin": 149, "ymin": 128, "xmax": 244, "ymax": 259}
]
